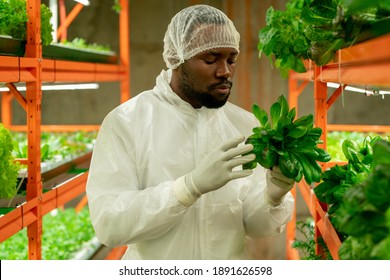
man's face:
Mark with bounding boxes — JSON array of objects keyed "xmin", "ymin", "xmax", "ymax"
[{"xmin": 176, "ymin": 48, "xmax": 238, "ymax": 109}]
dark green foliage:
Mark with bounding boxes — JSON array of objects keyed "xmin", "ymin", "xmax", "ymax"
[
  {"xmin": 292, "ymin": 218, "xmax": 333, "ymax": 260},
  {"xmin": 258, "ymin": 0, "xmax": 390, "ymax": 77},
  {"xmin": 332, "ymin": 140, "xmax": 390, "ymax": 259},
  {"xmin": 314, "ymin": 136, "xmax": 390, "ymax": 259},
  {"xmin": 11, "ymin": 131, "xmax": 97, "ymax": 162},
  {"xmin": 0, "ymin": 0, "xmax": 53, "ymax": 45},
  {"xmin": 112, "ymin": 0, "xmax": 121, "ymax": 13},
  {"xmin": 0, "ymin": 123, "xmax": 20, "ymax": 199},
  {"xmin": 0, "ymin": 0, "xmax": 28, "ymax": 40},
  {"xmin": 258, "ymin": 0, "xmax": 310, "ymax": 78},
  {"xmin": 243, "ymin": 95, "xmax": 330, "ymax": 185},
  {"xmin": 326, "ymin": 131, "xmax": 390, "ymax": 161},
  {"xmin": 40, "ymin": 3, "xmax": 54, "ymax": 46},
  {"xmin": 314, "ymin": 136, "xmax": 381, "ymax": 230},
  {"xmin": 61, "ymin": 37, "xmax": 111, "ymax": 52},
  {"xmin": 0, "ymin": 208, "xmax": 96, "ymax": 260}
]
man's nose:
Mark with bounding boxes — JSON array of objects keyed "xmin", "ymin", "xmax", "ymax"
[{"xmin": 216, "ymin": 61, "xmax": 232, "ymax": 79}]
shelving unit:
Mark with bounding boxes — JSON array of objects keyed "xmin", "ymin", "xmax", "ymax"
[
  {"xmin": 286, "ymin": 33, "xmax": 390, "ymax": 260},
  {"xmin": 0, "ymin": 0, "xmax": 130, "ymax": 259}
]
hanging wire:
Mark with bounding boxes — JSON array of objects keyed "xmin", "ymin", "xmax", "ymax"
[
  {"xmin": 309, "ymin": 60, "xmax": 313, "ymax": 81},
  {"xmin": 338, "ymin": 51, "xmax": 345, "ymax": 107}
]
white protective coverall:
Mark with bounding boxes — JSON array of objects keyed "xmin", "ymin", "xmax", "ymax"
[{"xmin": 86, "ymin": 69, "xmax": 294, "ymax": 260}]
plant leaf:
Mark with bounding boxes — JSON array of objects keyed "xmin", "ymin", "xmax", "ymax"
[
  {"xmin": 252, "ymin": 104, "xmax": 269, "ymax": 127},
  {"xmin": 270, "ymin": 101, "xmax": 281, "ymax": 129}
]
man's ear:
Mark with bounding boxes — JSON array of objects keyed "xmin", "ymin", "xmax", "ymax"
[{"xmin": 170, "ymin": 67, "xmax": 180, "ymax": 91}]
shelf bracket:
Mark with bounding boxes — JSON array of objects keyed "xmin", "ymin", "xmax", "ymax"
[
  {"xmin": 6, "ymin": 83, "xmax": 27, "ymax": 111},
  {"xmin": 57, "ymin": 2, "xmax": 85, "ymax": 42},
  {"xmin": 327, "ymin": 84, "xmax": 347, "ymax": 110}
]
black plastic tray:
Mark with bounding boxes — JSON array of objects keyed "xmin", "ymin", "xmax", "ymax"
[
  {"xmin": 0, "ymin": 36, "xmax": 26, "ymax": 56},
  {"xmin": 42, "ymin": 43, "xmax": 118, "ymax": 64}
]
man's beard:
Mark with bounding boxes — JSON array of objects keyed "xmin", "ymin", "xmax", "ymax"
[{"xmin": 178, "ymin": 67, "xmax": 231, "ymax": 109}]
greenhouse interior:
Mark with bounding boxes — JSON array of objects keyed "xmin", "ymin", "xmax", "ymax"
[{"xmin": 1, "ymin": 0, "xmax": 390, "ymax": 261}]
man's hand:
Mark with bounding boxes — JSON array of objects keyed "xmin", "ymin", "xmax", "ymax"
[
  {"xmin": 266, "ymin": 165, "xmax": 294, "ymax": 205},
  {"xmin": 187, "ymin": 135, "xmax": 255, "ymax": 195}
]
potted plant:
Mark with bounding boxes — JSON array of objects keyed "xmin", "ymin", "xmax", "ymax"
[
  {"xmin": 0, "ymin": 0, "xmax": 53, "ymax": 56},
  {"xmin": 0, "ymin": 207, "xmax": 99, "ymax": 259},
  {"xmin": 0, "ymin": 0, "xmax": 117, "ymax": 63},
  {"xmin": 0, "ymin": 0, "xmax": 28, "ymax": 56},
  {"xmin": 0, "ymin": 130, "xmax": 97, "ymax": 213},
  {"xmin": 43, "ymin": 37, "xmax": 118, "ymax": 64},
  {"xmin": 258, "ymin": 0, "xmax": 390, "ymax": 78},
  {"xmin": 0, "ymin": 124, "xmax": 20, "ymax": 206},
  {"xmin": 41, "ymin": 0, "xmax": 121, "ymax": 63}
]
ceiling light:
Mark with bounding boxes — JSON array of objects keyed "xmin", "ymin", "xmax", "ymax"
[
  {"xmin": 0, "ymin": 83, "xmax": 99, "ymax": 92},
  {"xmin": 327, "ymin": 82, "xmax": 390, "ymax": 96},
  {"xmin": 74, "ymin": 0, "xmax": 90, "ymax": 6}
]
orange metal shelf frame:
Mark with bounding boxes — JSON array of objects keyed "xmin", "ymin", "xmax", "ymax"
[
  {"xmin": 0, "ymin": 0, "xmax": 130, "ymax": 260},
  {"xmin": 0, "ymin": 56, "xmax": 127, "ymax": 83},
  {"xmin": 0, "ymin": 172, "xmax": 88, "ymax": 243},
  {"xmin": 286, "ymin": 33, "xmax": 390, "ymax": 260}
]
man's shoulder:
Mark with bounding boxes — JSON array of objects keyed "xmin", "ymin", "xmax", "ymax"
[
  {"xmin": 113, "ymin": 90, "xmax": 156, "ymax": 113},
  {"xmin": 221, "ymin": 102, "xmax": 259, "ymax": 129},
  {"xmin": 224, "ymin": 102, "xmax": 255, "ymax": 118},
  {"xmin": 100, "ymin": 90, "xmax": 155, "ymax": 125}
]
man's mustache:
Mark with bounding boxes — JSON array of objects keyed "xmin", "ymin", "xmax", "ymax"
[{"xmin": 209, "ymin": 80, "xmax": 233, "ymax": 89}]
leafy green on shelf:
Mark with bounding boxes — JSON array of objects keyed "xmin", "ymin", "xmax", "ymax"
[
  {"xmin": 0, "ymin": 0, "xmax": 53, "ymax": 45},
  {"xmin": 314, "ymin": 136, "xmax": 381, "ymax": 228},
  {"xmin": 0, "ymin": 0, "xmax": 28, "ymax": 40},
  {"xmin": 292, "ymin": 218, "xmax": 332, "ymax": 260},
  {"xmin": 258, "ymin": 0, "xmax": 390, "ymax": 77},
  {"xmin": 243, "ymin": 95, "xmax": 331, "ymax": 185},
  {"xmin": 40, "ymin": 2, "xmax": 54, "ymax": 46},
  {"xmin": 326, "ymin": 131, "xmax": 390, "ymax": 161},
  {"xmin": 61, "ymin": 37, "xmax": 111, "ymax": 52},
  {"xmin": 258, "ymin": 0, "xmax": 309, "ymax": 78},
  {"xmin": 112, "ymin": 0, "xmax": 121, "ymax": 13},
  {"xmin": 0, "ymin": 208, "xmax": 96, "ymax": 260},
  {"xmin": 0, "ymin": 123, "xmax": 20, "ymax": 199},
  {"xmin": 11, "ymin": 131, "xmax": 97, "ymax": 163},
  {"xmin": 333, "ymin": 139, "xmax": 390, "ymax": 259}
]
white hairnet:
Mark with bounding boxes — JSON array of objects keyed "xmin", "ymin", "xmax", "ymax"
[{"xmin": 163, "ymin": 5, "xmax": 240, "ymax": 69}]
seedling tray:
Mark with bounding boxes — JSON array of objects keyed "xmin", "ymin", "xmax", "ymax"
[
  {"xmin": 43, "ymin": 43, "xmax": 118, "ymax": 64},
  {"xmin": 0, "ymin": 152, "xmax": 91, "ymax": 209},
  {"xmin": 0, "ymin": 36, "xmax": 25, "ymax": 56}
]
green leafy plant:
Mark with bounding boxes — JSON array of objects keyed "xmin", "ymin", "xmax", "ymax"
[
  {"xmin": 11, "ymin": 131, "xmax": 97, "ymax": 163},
  {"xmin": 40, "ymin": 2, "xmax": 54, "ymax": 45},
  {"xmin": 61, "ymin": 37, "xmax": 111, "ymax": 52},
  {"xmin": 112, "ymin": 0, "xmax": 121, "ymax": 13},
  {"xmin": 0, "ymin": 208, "xmax": 96, "ymax": 260},
  {"xmin": 258, "ymin": 0, "xmax": 310, "ymax": 78},
  {"xmin": 0, "ymin": 0, "xmax": 53, "ymax": 45},
  {"xmin": 314, "ymin": 136, "xmax": 382, "ymax": 230},
  {"xmin": 300, "ymin": 0, "xmax": 346, "ymax": 65},
  {"xmin": 0, "ymin": 0, "xmax": 28, "ymax": 40},
  {"xmin": 258, "ymin": 0, "xmax": 390, "ymax": 77},
  {"xmin": 326, "ymin": 131, "xmax": 390, "ymax": 161},
  {"xmin": 243, "ymin": 95, "xmax": 331, "ymax": 185},
  {"xmin": 333, "ymin": 139, "xmax": 390, "ymax": 259},
  {"xmin": 0, "ymin": 123, "xmax": 20, "ymax": 199},
  {"xmin": 292, "ymin": 218, "xmax": 332, "ymax": 259}
]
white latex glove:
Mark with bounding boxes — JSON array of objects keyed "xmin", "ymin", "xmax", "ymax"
[
  {"xmin": 173, "ymin": 135, "xmax": 255, "ymax": 206},
  {"xmin": 265, "ymin": 165, "xmax": 294, "ymax": 206}
]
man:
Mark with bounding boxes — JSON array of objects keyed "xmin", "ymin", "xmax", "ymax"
[{"xmin": 86, "ymin": 4, "xmax": 294, "ymax": 260}]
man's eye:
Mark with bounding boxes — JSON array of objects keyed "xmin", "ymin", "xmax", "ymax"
[
  {"xmin": 228, "ymin": 60, "xmax": 236, "ymax": 64},
  {"xmin": 204, "ymin": 59, "xmax": 216, "ymax": 64}
]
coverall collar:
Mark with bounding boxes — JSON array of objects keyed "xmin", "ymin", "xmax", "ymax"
[{"xmin": 154, "ymin": 69, "xmax": 219, "ymax": 115}]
